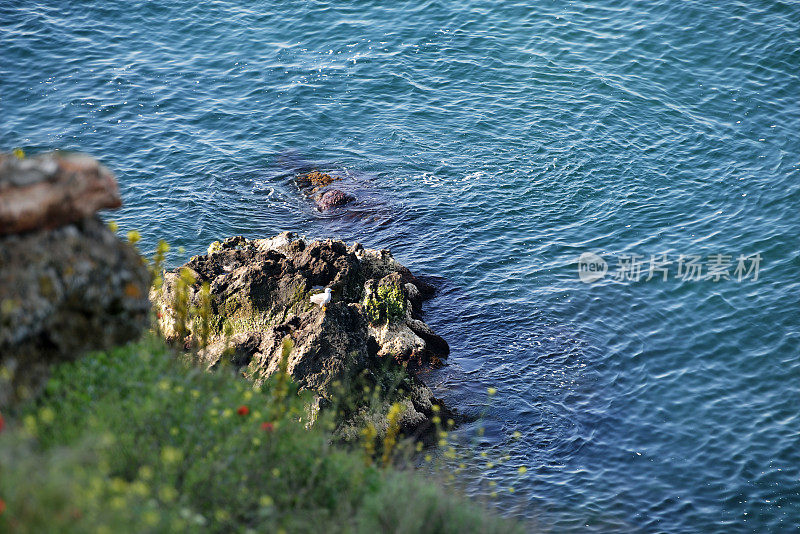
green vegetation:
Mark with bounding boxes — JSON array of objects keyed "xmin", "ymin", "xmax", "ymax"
[
  {"xmin": 363, "ymin": 284, "xmax": 405, "ymax": 326},
  {"xmin": 0, "ymin": 336, "xmax": 522, "ymax": 534}
]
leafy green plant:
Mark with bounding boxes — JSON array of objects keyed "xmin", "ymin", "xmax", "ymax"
[
  {"xmin": 0, "ymin": 337, "xmax": 523, "ymax": 533},
  {"xmin": 363, "ymin": 284, "xmax": 405, "ymax": 326}
]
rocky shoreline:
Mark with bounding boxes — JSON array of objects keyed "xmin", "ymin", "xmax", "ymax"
[
  {"xmin": 153, "ymin": 232, "xmax": 454, "ymax": 441},
  {"xmin": 1, "ymin": 151, "xmax": 455, "ymax": 442}
]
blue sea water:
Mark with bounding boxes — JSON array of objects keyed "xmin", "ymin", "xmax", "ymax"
[{"xmin": 2, "ymin": 0, "xmax": 799, "ymax": 531}]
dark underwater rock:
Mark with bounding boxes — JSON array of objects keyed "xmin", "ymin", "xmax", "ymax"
[
  {"xmin": 153, "ymin": 231, "xmax": 451, "ymax": 440},
  {"xmin": 316, "ymin": 188, "xmax": 355, "ymax": 211}
]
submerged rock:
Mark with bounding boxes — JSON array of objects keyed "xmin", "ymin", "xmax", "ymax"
[
  {"xmin": 316, "ymin": 188, "xmax": 355, "ymax": 211},
  {"xmin": 153, "ymin": 232, "xmax": 451, "ymax": 440},
  {"xmin": 0, "ymin": 153, "xmax": 150, "ymax": 408}
]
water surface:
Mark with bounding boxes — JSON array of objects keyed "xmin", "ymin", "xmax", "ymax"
[{"xmin": 2, "ymin": 1, "xmax": 799, "ymax": 531}]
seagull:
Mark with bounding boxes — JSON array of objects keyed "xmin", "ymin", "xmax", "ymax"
[{"xmin": 310, "ymin": 287, "xmax": 332, "ymax": 311}]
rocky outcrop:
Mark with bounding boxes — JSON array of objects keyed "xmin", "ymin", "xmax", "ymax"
[
  {"xmin": 153, "ymin": 232, "xmax": 451, "ymax": 440},
  {"xmin": 294, "ymin": 170, "xmax": 358, "ymax": 212},
  {"xmin": 0, "ymin": 152, "xmax": 121, "ymax": 235},
  {"xmin": 0, "ymin": 153, "xmax": 151, "ymax": 408}
]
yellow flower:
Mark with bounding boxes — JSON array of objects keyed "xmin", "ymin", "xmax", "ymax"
[
  {"xmin": 131, "ymin": 480, "xmax": 149, "ymax": 497},
  {"xmin": 127, "ymin": 230, "xmax": 141, "ymax": 245},
  {"xmin": 214, "ymin": 509, "xmax": 230, "ymax": 522},
  {"xmin": 107, "ymin": 220, "xmax": 119, "ymax": 232},
  {"xmin": 487, "ymin": 387, "xmax": 497, "ymax": 396},
  {"xmin": 259, "ymin": 495, "xmax": 274, "ymax": 507},
  {"xmin": 161, "ymin": 446, "xmax": 183, "ymax": 464},
  {"xmin": 159, "ymin": 485, "xmax": 178, "ymax": 503},
  {"xmin": 518, "ymin": 466, "xmax": 528, "ymax": 475},
  {"xmin": 512, "ymin": 431, "xmax": 522, "ymax": 439},
  {"xmin": 39, "ymin": 407, "xmax": 55, "ymax": 424},
  {"xmin": 143, "ymin": 510, "xmax": 160, "ymax": 527}
]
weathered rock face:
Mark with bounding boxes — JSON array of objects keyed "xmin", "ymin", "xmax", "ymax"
[
  {"xmin": 0, "ymin": 153, "xmax": 151, "ymax": 409},
  {"xmin": 0, "ymin": 152, "xmax": 121, "ymax": 235},
  {"xmin": 153, "ymin": 232, "xmax": 451, "ymax": 440}
]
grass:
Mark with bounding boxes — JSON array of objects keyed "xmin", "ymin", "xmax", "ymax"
[{"xmin": 0, "ymin": 335, "xmax": 523, "ymax": 534}]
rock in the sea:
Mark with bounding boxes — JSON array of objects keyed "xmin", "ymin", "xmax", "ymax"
[
  {"xmin": 295, "ymin": 170, "xmax": 338, "ymax": 189},
  {"xmin": 0, "ymin": 152, "xmax": 121, "ymax": 235},
  {"xmin": 152, "ymin": 232, "xmax": 451, "ymax": 440},
  {"xmin": 0, "ymin": 153, "xmax": 151, "ymax": 408},
  {"xmin": 316, "ymin": 188, "xmax": 355, "ymax": 211}
]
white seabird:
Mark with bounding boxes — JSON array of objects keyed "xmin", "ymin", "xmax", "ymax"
[{"xmin": 310, "ymin": 287, "xmax": 332, "ymax": 310}]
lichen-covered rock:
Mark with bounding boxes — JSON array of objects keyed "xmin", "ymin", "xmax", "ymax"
[
  {"xmin": 0, "ymin": 152, "xmax": 121, "ymax": 235},
  {"xmin": 0, "ymin": 217, "xmax": 151, "ymax": 408},
  {"xmin": 153, "ymin": 232, "xmax": 451, "ymax": 440},
  {"xmin": 295, "ymin": 170, "xmax": 338, "ymax": 189}
]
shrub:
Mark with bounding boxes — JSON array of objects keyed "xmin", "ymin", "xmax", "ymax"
[
  {"xmin": 363, "ymin": 284, "xmax": 405, "ymax": 326},
  {"xmin": 0, "ymin": 336, "xmax": 523, "ymax": 534}
]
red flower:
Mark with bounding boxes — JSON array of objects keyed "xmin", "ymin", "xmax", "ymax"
[
  {"xmin": 261, "ymin": 422, "xmax": 274, "ymax": 432},
  {"xmin": 237, "ymin": 405, "xmax": 250, "ymax": 416},
  {"xmin": 0, "ymin": 412, "xmax": 4, "ymax": 433}
]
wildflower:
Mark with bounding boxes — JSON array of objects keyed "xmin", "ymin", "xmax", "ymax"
[
  {"xmin": 237, "ymin": 405, "xmax": 250, "ymax": 416},
  {"xmin": 159, "ymin": 485, "xmax": 178, "ymax": 503},
  {"xmin": 487, "ymin": 387, "xmax": 497, "ymax": 396},
  {"xmin": 127, "ymin": 230, "xmax": 141, "ymax": 245},
  {"xmin": 161, "ymin": 446, "xmax": 183, "ymax": 465},
  {"xmin": 39, "ymin": 407, "xmax": 55, "ymax": 424},
  {"xmin": 261, "ymin": 422, "xmax": 274, "ymax": 432},
  {"xmin": 518, "ymin": 466, "xmax": 528, "ymax": 475}
]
